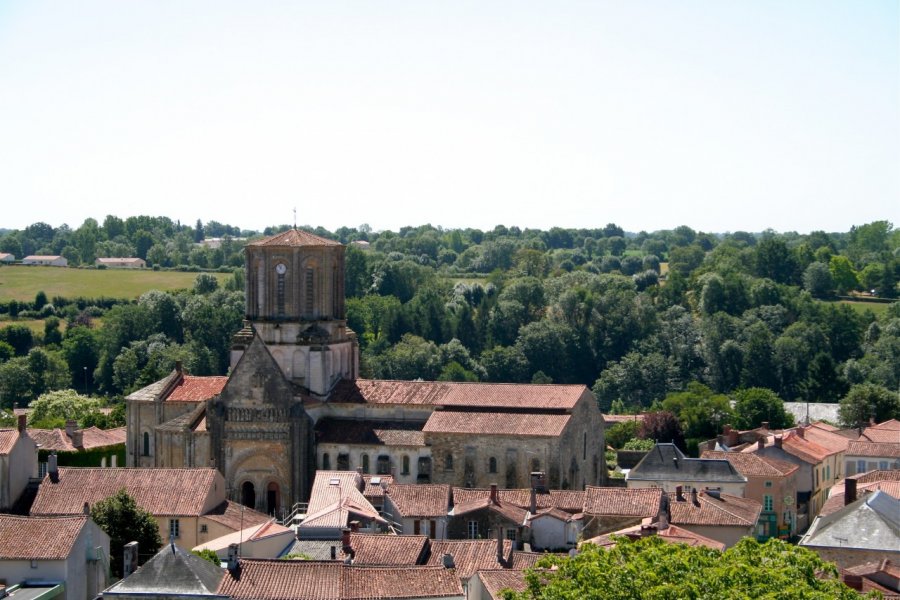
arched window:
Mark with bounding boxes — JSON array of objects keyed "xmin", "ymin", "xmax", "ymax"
[
  {"xmin": 444, "ymin": 453, "xmax": 453, "ymax": 470},
  {"xmin": 322, "ymin": 453, "xmax": 331, "ymax": 470},
  {"xmin": 402, "ymin": 455, "xmax": 410, "ymax": 475},
  {"xmin": 142, "ymin": 432, "xmax": 150, "ymax": 456},
  {"xmin": 361, "ymin": 454, "xmax": 370, "ymax": 474},
  {"xmin": 241, "ymin": 481, "xmax": 256, "ymax": 508},
  {"xmin": 488, "ymin": 457, "xmax": 497, "ymax": 473},
  {"xmin": 266, "ymin": 482, "xmax": 280, "ymax": 515}
]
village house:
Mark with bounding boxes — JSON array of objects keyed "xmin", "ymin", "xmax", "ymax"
[
  {"xmin": 192, "ymin": 519, "xmax": 295, "ymax": 560},
  {"xmin": 383, "ymin": 483, "xmax": 451, "ymax": 539},
  {"xmin": 584, "ymin": 521, "xmax": 726, "ymax": 552},
  {"xmin": 0, "ymin": 252, "xmax": 15, "ymax": 263},
  {"xmin": 626, "ymin": 443, "xmax": 747, "ymax": 496},
  {"xmin": 580, "ymin": 486, "xmax": 665, "ymax": 539},
  {"xmin": 0, "ymin": 514, "xmax": 110, "ymax": 600},
  {"xmin": 29, "ymin": 420, "xmax": 126, "ymax": 476},
  {"xmin": 0, "ymin": 416, "xmax": 38, "ymax": 511},
  {"xmin": 29, "ymin": 466, "xmax": 270, "ymax": 551},
  {"xmin": 665, "ymin": 487, "xmax": 761, "ymax": 548},
  {"xmin": 819, "ymin": 470, "xmax": 900, "ymax": 517},
  {"xmin": 845, "ymin": 440, "xmax": 900, "ymax": 476}
]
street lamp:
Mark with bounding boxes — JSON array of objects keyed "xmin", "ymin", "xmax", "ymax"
[{"xmin": 83, "ymin": 366, "xmax": 87, "ymax": 395}]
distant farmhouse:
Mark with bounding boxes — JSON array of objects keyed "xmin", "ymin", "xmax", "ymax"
[
  {"xmin": 22, "ymin": 255, "xmax": 67, "ymax": 267},
  {"xmin": 95, "ymin": 257, "xmax": 146, "ymax": 269},
  {"xmin": 0, "ymin": 252, "xmax": 14, "ymax": 263}
]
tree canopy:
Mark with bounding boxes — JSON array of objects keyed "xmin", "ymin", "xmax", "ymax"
[{"xmin": 90, "ymin": 488, "xmax": 162, "ymax": 578}]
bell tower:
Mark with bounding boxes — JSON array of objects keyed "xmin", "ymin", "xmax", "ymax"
[{"xmin": 236, "ymin": 229, "xmax": 358, "ymax": 397}]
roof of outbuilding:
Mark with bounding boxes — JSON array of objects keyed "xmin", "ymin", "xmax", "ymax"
[
  {"xmin": 330, "ymin": 380, "xmax": 587, "ymax": 411},
  {"xmin": 667, "ymin": 491, "xmax": 761, "ymax": 528},
  {"xmin": 585, "ymin": 523, "xmax": 726, "ymax": 551},
  {"xmin": 451, "ymin": 488, "xmax": 585, "ymax": 514},
  {"xmin": 0, "ymin": 430, "xmax": 20, "ymax": 455},
  {"xmin": 0, "ymin": 515, "xmax": 88, "ymax": 560},
  {"xmin": 426, "ymin": 540, "xmax": 513, "ymax": 580},
  {"xmin": 246, "ymin": 229, "xmax": 342, "ymax": 247},
  {"xmin": 582, "ymin": 487, "xmax": 664, "ymax": 517},
  {"xmin": 476, "ymin": 570, "xmax": 528, "ymax": 600},
  {"xmin": 31, "ymin": 467, "xmax": 219, "ymax": 517},
  {"xmin": 386, "ymin": 484, "xmax": 451, "ymax": 518},
  {"xmin": 423, "ymin": 411, "xmax": 570, "ymax": 437},
  {"xmin": 200, "ymin": 502, "xmax": 277, "ymax": 533},
  {"xmin": 343, "ymin": 533, "xmax": 429, "ymax": 565}
]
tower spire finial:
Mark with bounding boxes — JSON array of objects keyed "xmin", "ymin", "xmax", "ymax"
[{"xmin": 293, "ymin": 207, "xmax": 297, "ymax": 230}]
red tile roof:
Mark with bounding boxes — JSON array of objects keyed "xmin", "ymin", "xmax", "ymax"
[
  {"xmin": 362, "ymin": 475, "xmax": 394, "ymax": 504},
  {"xmin": 202, "ymin": 501, "xmax": 272, "ymax": 531},
  {"xmin": 803, "ymin": 424, "xmax": 851, "ymax": 453},
  {"xmin": 700, "ymin": 451, "xmax": 799, "ymax": 477},
  {"xmin": 386, "ymin": 484, "xmax": 451, "ymax": 518},
  {"xmin": 583, "ymin": 487, "xmax": 664, "ymax": 517},
  {"xmin": 476, "ymin": 570, "xmax": 528, "ymax": 599},
  {"xmin": 316, "ymin": 419, "xmax": 426, "ymax": 447},
  {"xmin": 510, "ymin": 552, "xmax": 546, "ymax": 569},
  {"xmin": 585, "ymin": 523, "xmax": 726, "ymax": 551},
  {"xmin": 776, "ymin": 431, "xmax": 838, "ymax": 463},
  {"xmin": 331, "ymin": 380, "xmax": 587, "ymax": 411},
  {"xmin": 31, "ymin": 467, "xmax": 219, "ymax": 517},
  {"xmin": 451, "ymin": 488, "xmax": 584, "ymax": 513},
  {"xmin": 0, "ymin": 515, "xmax": 88, "ymax": 560},
  {"xmin": 861, "ymin": 427, "xmax": 900, "ymax": 443},
  {"xmin": 847, "ymin": 441, "xmax": 900, "ymax": 458},
  {"xmin": 28, "ymin": 426, "xmax": 126, "ymax": 452},
  {"xmin": 167, "ymin": 376, "xmax": 228, "ymax": 402},
  {"xmin": 423, "ymin": 411, "xmax": 570, "ymax": 437},
  {"xmin": 218, "ymin": 560, "xmax": 463, "ymax": 599},
  {"xmin": 603, "ymin": 414, "xmax": 646, "ymax": 425},
  {"xmin": 246, "ymin": 229, "xmax": 342, "ymax": 247},
  {"xmin": 820, "ymin": 480, "xmax": 900, "ymax": 517},
  {"xmin": 0, "ymin": 430, "xmax": 19, "ymax": 455},
  {"xmin": 667, "ymin": 491, "xmax": 761, "ymax": 527},
  {"xmin": 345, "ymin": 533, "xmax": 428, "ymax": 565},
  {"xmin": 426, "ymin": 540, "xmax": 513, "ymax": 580}
]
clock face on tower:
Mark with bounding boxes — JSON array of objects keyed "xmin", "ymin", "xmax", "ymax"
[{"xmin": 275, "ymin": 263, "xmax": 287, "ymax": 275}]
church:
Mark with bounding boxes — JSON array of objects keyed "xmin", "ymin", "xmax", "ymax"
[{"xmin": 126, "ymin": 229, "xmax": 605, "ymax": 516}]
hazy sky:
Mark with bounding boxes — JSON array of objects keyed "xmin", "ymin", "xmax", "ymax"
[{"xmin": 0, "ymin": 1, "xmax": 897, "ymax": 234}]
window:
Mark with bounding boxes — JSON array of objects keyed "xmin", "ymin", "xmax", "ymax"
[
  {"xmin": 531, "ymin": 458, "xmax": 541, "ymax": 473},
  {"xmin": 142, "ymin": 432, "xmax": 150, "ymax": 456},
  {"xmin": 337, "ymin": 453, "xmax": 350, "ymax": 471},
  {"xmin": 413, "ymin": 520, "xmax": 421, "ymax": 535},
  {"xmin": 763, "ymin": 495, "xmax": 773, "ymax": 512},
  {"xmin": 857, "ymin": 459, "xmax": 866, "ymax": 474},
  {"xmin": 429, "ymin": 520, "xmax": 437, "ymax": 539},
  {"xmin": 361, "ymin": 454, "xmax": 370, "ymax": 474},
  {"xmin": 276, "ymin": 270, "xmax": 286, "ymax": 317},
  {"xmin": 879, "ymin": 461, "xmax": 889, "ymax": 470},
  {"xmin": 467, "ymin": 520, "xmax": 479, "ymax": 539},
  {"xmin": 169, "ymin": 519, "xmax": 180, "ymax": 539},
  {"xmin": 815, "ymin": 469, "xmax": 819, "ymax": 488},
  {"xmin": 825, "ymin": 465, "xmax": 830, "ymax": 481},
  {"xmin": 376, "ymin": 455, "xmax": 391, "ymax": 475},
  {"xmin": 488, "ymin": 457, "xmax": 497, "ymax": 473},
  {"xmin": 444, "ymin": 453, "xmax": 454, "ymax": 471},
  {"xmin": 764, "ymin": 481, "xmax": 772, "ymax": 488},
  {"xmin": 505, "ymin": 528, "xmax": 518, "ymax": 541},
  {"xmin": 322, "ymin": 453, "xmax": 331, "ymax": 470},
  {"xmin": 402, "ymin": 455, "xmax": 410, "ymax": 475},
  {"xmin": 200, "ymin": 524, "xmax": 208, "ymax": 533},
  {"xmin": 39, "ymin": 462, "xmax": 47, "ymax": 478}
]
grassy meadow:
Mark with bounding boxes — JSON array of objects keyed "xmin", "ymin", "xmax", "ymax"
[{"xmin": 0, "ymin": 265, "xmax": 232, "ymax": 303}]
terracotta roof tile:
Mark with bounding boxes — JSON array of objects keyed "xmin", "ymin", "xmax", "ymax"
[
  {"xmin": 331, "ymin": 380, "xmax": 587, "ymax": 411},
  {"xmin": 202, "ymin": 501, "xmax": 271, "ymax": 530},
  {"xmin": 345, "ymin": 533, "xmax": 428, "ymax": 565},
  {"xmin": 306, "ymin": 471, "xmax": 372, "ymax": 515},
  {"xmin": 602, "ymin": 414, "xmax": 646, "ymax": 425},
  {"xmin": 31, "ymin": 467, "xmax": 219, "ymax": 516},
  {"xmin": 667, "ymin": 491, "xmax": 761, "ymax": 527},
  {"xmin": 848, "ymin": 441, "xmax": 900, "ymax": 458},
  {"xmin": 583, "ymin": 487, "xmax": 664, "ymax": 517},
  {"xmin": 246, "ymin": 229, "xmax": 341, "ymax": 247},
  {"xmin": 854, "ymin": 469, "xmax": 900, "ymax": 484},
  {"xmin": 0, "ymin": 430, "xmax": 19, "ymax": 455},
  {"xmin": 167, "ymin": 376, "xmax": 228, "ymax": 402},
  {"xmin": 426, "ymin": 540, "xmax": 513, "ymax": 580},
  {"xmin": 28, "ymin": 426, "xmax": 125, "ymax": 452},
  {"xmin": 386, "ymin": 484, "xmax": 451, "ymax": 518},
  {"xmin": 451, "ymin": 488, "xmax": 584, "ymax": 513},
  {"xmin": 316, "ymin": 419, "xmax": 426, "ymax": 447},
  {"xmin": 362, "ymin": 475, "xmax": 394, "ymax": 503},
  {"xmin": 585, "ymin": 523, "xmax": 726, "ymax": 551},
  {"xmin": 803, "ymin": 424, "xmax": 851, "ymax": 453},
  {"xmin": 776, "ymin": 431, "xmax": 838, "ymax": 463},
  {"xmin": 510, "ymin": 552, "xmax": 546, "ymax": 569},
  {"xmin": 821, "ymin": 481, "xmax": 900, "ymax": 517},
  {"xmin": 861, "ymin": 427, "xmax": 900, "ymax": 443},
  {"xmin": 700, "ymin": 451, "xmax": 799, "ymax": 477},
  {"xmin": 476, "ymin": 570, "xmax": 528, "ymax": 599},
  {"xmin": 218, "ymin": 560, "xmax": 463, "ymax": 599},
  {"xmin": 0, "ymin": 515, "xmax": 88, "ymax": 559},
  {"xmin": 423, "ymin": 411, "xmax": 570, "ymax": 437}
]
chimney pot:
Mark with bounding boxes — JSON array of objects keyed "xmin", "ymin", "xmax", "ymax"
[
  {"xmin": 65, "ymin": 419, "xmax": 77, "ymax": 437},
  {"xmin": 845, "ymin": 478, "xmax": 858, "ymax": 506},
  {"xmin": 761, "ymin": 422, "xmax": 769, "ymax": 431},
  {"xmin": 226, "ymin": 543, "xmax": 240, "ymax": 572},
  {"xmin": 72, "ymin": 429, "xmax": 84, "ymax": 449},
  {"xmin": 675, "ymin": 485, "xmax": 684, "ymax": 502},
  {"xmin": 17, "ymin": 414, "xmax": 26, "ymax": 433},
  {"xmin": 123, "ymin": 541, "xmax": 139, "ymax": 578},
  {"xmin": 774, "ymin": 435, "xmax": 783, "ymax": 449}
]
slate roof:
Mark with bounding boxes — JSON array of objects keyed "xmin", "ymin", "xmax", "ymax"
[
  {"xmin": 28, "ymin": 426, "xmax": 126, "ymax": 452},
  {"xmin": 31, "ymin": 467, "xmax": 219, "ymax": 516},
  {"xmin": 801, "ymin": 491, "xmax": 900, "ymax": 553},
  {"xmin": 330, "ymin": 380, "xmax": 587, "ymax": 411},
  {"xmin": 475, "ymin": 570, "xmax": 528, "ymax": 600},
  {"xmin": 628, "ymin": 444, "xmax": 746, "ymax": 484},
  {"xmin": 583, "ymin": 487, "xmax": 664, "ymax": 517},
  {"xmin": 847, "ymin": 441, "xmax": 900, "ymax": 458},
  {"xmin": 700, "ymin": 451, "xmax": 799, "ymax": 478},
  {"xmin": 451, "ymin": 488, "xmax": 585, "ymax": 514},
  {"xmin": 667, "ymin": 491, "xmax": 761, "ymax": 527},
  {"xmin": 426, "ymin": 540, "xmax": 513, "ymax": 580},
  {"xmin": 386, "ymin": 484, "xmax": 451, "ymax": 518},
  {"xmin": 316, "ymin": 419, "xmax": 426, "ymax": 447},
  {"xmin": 423, "ymin": 411, "xmax": 570, "ymax": 437},
  {"xmin": 0, "ymin": 515, "xmax": 87, "ymax": 560},
  {"xmin": 246, "ymin": 229, "xmax": 342, "ymax": 247},
  {"xmin": 167, "ymin": 376, "xmax": 228, "ymax": 402},
  {"xmin": 218, "ymin": 560, "xmax": 463, "ymax": 599},
  {"xmin": 0, "ymin": 430, "xmax": 20, "ymax": 455},
  {"xmin": 105, "ymin": 542, "xmax": 225, "ymax": 595}
]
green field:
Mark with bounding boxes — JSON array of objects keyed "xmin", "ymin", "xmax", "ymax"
[
  {"xmin": 833, "ymin": 299, "xmax": 893, "ymax": 318},
  {"xmin": 0, "ymin": 265, "xmax": 231, "ymax": 303}
]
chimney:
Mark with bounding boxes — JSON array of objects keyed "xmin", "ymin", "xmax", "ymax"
[
  {"xmin": 774, "ymin": 435, "xmax": 783, "ymax": 449},
  {"xmin": 341, "ymin": 528, "xmax": 352, "ymax": 552},
  {"xmin": 761, "ymin": 422, "xmax": 769, "ymax": 431},
  {"xmin": 706, "ymin": 439, "xmax": 715, "ymax": 451},
  {"xmin": 330, "ymin": 545, "xmax": 337, "ymax": 560},
  {"xmin": 640, "ymin": 524, "xmax": 657, "ymax": 537},
  {"xmin": 757, "ymin": 438, "xmax": 765, "ymax": 451},
  {"xmin": 675, "ymin": 485, "xmax": 684, "ymax": 502},
  {"xmin": 842, "ymin": 574, "xmax": 863, "ymax": 591},
  {"xmin": 226, "ymin": 543, "xmax": 240, "ymax": 572},
  {"xmin": 442, "ymin": 553, "xmax": 455, "ymax": 569},
  {"xmin": 691, "ymin": 488, "xmax": 699, "ymax": 506},
  {"xmin": 123, "ymin": 541, "xmax": 139, "ymax": 578},
  {"xmin": 530, "ymin": 488, "xmax": 537, "ymax": 514},
  {"xmin": 530, "ymin": 471, "xmax": 547, "ymax": 493},
  {"xmin": 72, "ymin": 429, "xmax": 84, "ymax": 449},
  {"xmin": 490, "ymin": 483, "xmax": 498, "ymax": 505},
  {"xmin": 65, "ymin": 419, "xmax": 77, "ymax": 438},
  {"xmin": 723, "ymin": 425, "xmax": 732, "ymax": 435},
  {"xmin": 496, "ymin": 526, "xmax": 504, "ymax": 564},
  {"xmin": 796, "ymin": 426, "xmax": 805, "ymax": 439},
  {"xmin": 17, "ymin": 414, "xmax": 26, "ymax": 433},
  {"xmin": 83, "ymin": 501, "xmax": 90, "ymax": 515},
  {"xmin": 845, "ymin": 478, "xmax": 857, "ymax": 506},
  {"xmin": 349, "ymin": 520, "xmax": 360, "ymax": 533},
  {"xmin": 657, "ymin": 495, "xmax": 670, "ymax": 530},
  {"xmin": 175, "ymin": 360, "xmax": 183, "ymax": 374},
  {"xmin": 48, "ymin": 453, "xmax": 58, "ymax": 483}
]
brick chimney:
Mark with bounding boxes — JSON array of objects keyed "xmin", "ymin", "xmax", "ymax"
[
  {"xmin": 530, "ymin": 488, "xmax": 537, "ymax": 514},
  {"xmin": 842, "ymin": 573, "xmax": 863, "ymax": 591},
  {"xmin": 760, "ymin": 422, "xmax": 769, "ymax": 431},
  {"xmin": 706, "ymin": 439, "xmax": 715, "ymax": 451},
  {"xmin": 349, "ymin": 520, "xmax": 360, "ymax": 533},
  {"xmin": 845, "ymin": 478, "xmax": 857, "ymax": 506},
  {"xmin": 490, "ymin": 483, "xmax": 498, "ymax": 505},
  {"xmin": 675, "ymin": 485, "xmax": 684, "ymax": 502},
  {"xmin": 17, "ymin": 414, "xmax": 26, "ymax": 433},
  {"xmin": 757, "ymin": 437, "xmax": 766, "ymax": 450},
  {"xmin": 65, "ymin": 419, "xmax": 77, "ymax": 438},
  {"xmin": 690, "ymin": 488, "xmax": 699, "ymax": 506},
  {"xmin": 175, "ymin": 360, "xmax": 183, "ymax": 374},
  {"xmin": 774, "ymin": 435, "xmax": 783, "ymax": 449},
  {"xmin": 796, "ymin": 426, "xmax": 805, "ymax": 439},
  {"xmin": 341, "ymin": 527, "xmax": 355, "ymax": 561},
  {"xmin": 72, "ymin": 429, "xmax": 84, "ymax": 449}
]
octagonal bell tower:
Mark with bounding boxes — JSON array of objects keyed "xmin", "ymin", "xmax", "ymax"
[{"xmin": 237, "ymin": 228, "xmax": 358, "ymax": 397}]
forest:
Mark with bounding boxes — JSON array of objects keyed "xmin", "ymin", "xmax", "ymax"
[{"xmin": 1, "ymin": 217, "xmax": 898, "ymax": 447}]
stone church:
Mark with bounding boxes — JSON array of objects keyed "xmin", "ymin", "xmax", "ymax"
[{"xmin": 126, "ymin": 229, "xmax": 605, "ymax": 516}]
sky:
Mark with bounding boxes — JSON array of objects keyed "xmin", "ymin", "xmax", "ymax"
[{"xmin": 0, "ymin": 1, "xmax": 897, "ymax": 235}]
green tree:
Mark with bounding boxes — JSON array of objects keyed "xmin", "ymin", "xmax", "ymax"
[
  {"xmin": 732, "ymin": 387, "xmax": 794, "ymax": 430},
  {"xmin": 0, "ymin": 324, "xmax": 34, "ymax": 356},
  {"xmin": 660, "ymin": 382, "xmax": 733, "ymax": 443},
  {"xmin": 802, "ymin": 261, "xmax": 834, "ymax": 298},
  {"xmin": 28, "ymin": 389, "xmax": 104, "ymax": 427},
  {"xmin": 829, "ymin": 255, "xmax": 859, "ymax": 294},
  {"xmin": 0, "ymin": 358, "xmax": 34, "ymax": 408},
  {"xmin": 193, "ymin": 273, "xmax": 219, "ymax": 294},
  {"xmin": 605, "ymin": 420, "xmax": 640, "ymax": 449},
  {"xmin": 192, "ymin": 548, "xmax": 221, "ymax": 565},
  {"xmin": 91, "ymin": 489, "xmax": 162, "ymax": 578},
  {"xmin": 838, "ymin": 383, "xmax": 900, "ymax": 428}
]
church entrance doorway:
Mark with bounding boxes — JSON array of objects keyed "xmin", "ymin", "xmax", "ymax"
[
  {"xmin": 241, "ymin": 481, "xmax": 256, "ymax": 509},
  {"xmin": 267, "ymin": 482, "xmax": 280, "ymax": 515}
]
